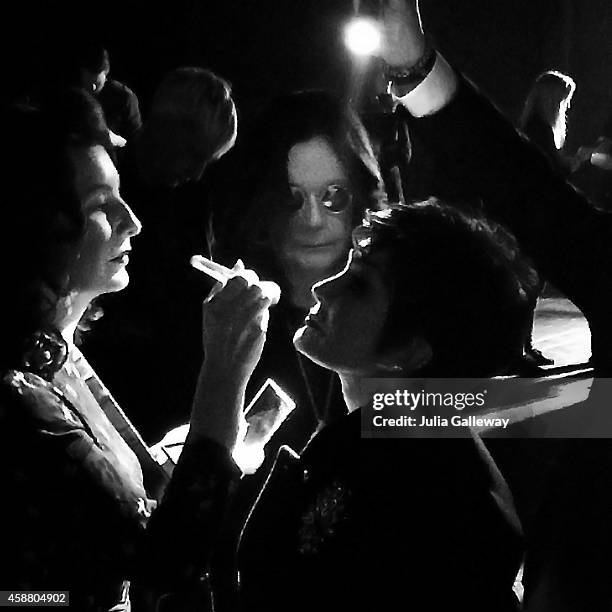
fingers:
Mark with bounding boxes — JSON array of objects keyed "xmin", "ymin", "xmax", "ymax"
[
  {"xmin": 228, "ymin": 258, "xmax": 259, "ymax": 286},
  {"xmin": 202, "ymin": 264, "xmax": 276, "ymax": 338},
  {"xmin": 203, "ymin": 269, "xmax": 258, "ymax": 304},
  {"xmin": 231, "ymin": 258, "xmax": 245, "ymax": 272},
  {"xmin": 239, "ymin": 292, "xmax": 273, "ymax": 331},
  {"xmin": 204, "ymin": 264, "xmax": 279, "ymax": 307},
  {"xmin": 234, "ymin": 269, "xmax": 260, "ymax": 286},
  {"xmin": 204, "ymin": 280, "xmax": 225, "ymax": 303},
  {"xmin": 214, "ymin": 274, "xmax": 261, "ymax": 303},
  {"xmin": 260, "ymin": 280, "xmax": 281, "ymax": 306},
  {"xmin": 202, "ymin": 275, "xmax": 272, "ymax": 330}
]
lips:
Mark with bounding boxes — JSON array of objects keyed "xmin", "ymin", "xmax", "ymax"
[
  {"xmin": 304, "ymin": 313, "xmax": 324, "ymax": 332},
  {"xmin": 110, "ymin": 250, "xmax": 130, "ymax": 264},
  {"xmin": 297, "ymin": 242, "xmax": 335, "ymax": 249}
]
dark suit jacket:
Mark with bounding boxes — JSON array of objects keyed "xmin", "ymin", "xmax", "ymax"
[
  {"xmin": 236, "ymin": 408, "xmax": 522, "ymax": 612},
  {"xmin": 399, "ymin": 76, "xmax": 612, "ymax": 611},
  {"xmin": 0, "ymin": 358, "xmax": 238, "ymax": 610}
]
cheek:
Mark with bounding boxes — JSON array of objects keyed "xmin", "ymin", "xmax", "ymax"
[
  {"xmin": 86, "ymin": 211, "xmax": 113, "ymax": 243},
  {"xmin": 344, "ymin": 296, "xmax": 388, "ymax": 350},
  {"xmin": 78, "ymin": 214, "xmax": 113, "ymax": 269},
  {"xmin": 329, "ymin": 209, "xmax": 354, "ymax": 239}
]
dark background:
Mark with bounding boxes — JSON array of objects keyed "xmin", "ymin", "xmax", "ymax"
[{"xmin": 6, "ymin": 0, "xmax": 612, "ymax": 149}]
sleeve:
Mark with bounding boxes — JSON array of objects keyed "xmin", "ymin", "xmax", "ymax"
[
  {"xmin": 396, "ymin": 53, "xmax": 458, "ymax": 117},
  {"xmin": 141, "ymin": 437, "xmax": 242, "ymax": 592},
  {"xmin": 397, "ymin": 74, "xmax": 612, "ymax": 370},
  {"xmin": 123, "ymin": 86, "xmax": 142, "ymax": 140},
  {"xmin": 0, "ymin": 370, "xmax": 241, "ymax": 595},
  {"xmin": 0, "ymin": 370, "xmax": 154, "ymax": 586}
]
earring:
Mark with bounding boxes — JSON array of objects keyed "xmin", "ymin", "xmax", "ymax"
[{"xmin": 375, "ymin": 362, "xmax": 405, "ymax": 374}]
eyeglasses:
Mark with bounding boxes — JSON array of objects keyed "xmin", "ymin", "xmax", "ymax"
[{"xmin": 286, "ymin": 184, "xmax": 353, "ymax": 214}]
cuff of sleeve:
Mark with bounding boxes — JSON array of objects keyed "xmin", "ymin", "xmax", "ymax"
[
  {"xmin": 168, "ymin": 437, "xmax": 241, "ymax": 493},
  {"xmin": 397, "ymin": 53, "xmax": 458, "ymax": 118}
]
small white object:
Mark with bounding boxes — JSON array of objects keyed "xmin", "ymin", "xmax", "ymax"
[
  {"xmin": 109, "ymin": 129, "xmax": 127, "ymax": 148},
  {"xmin": 232, "ymin": 378, "xmax": 296, "ymax": 474},
  {"xmin": 190, "ymin": 255, "xmax": 232, "ymax": 284},
  {"xmin": 190, "ymin": 255, "xmax": 281, "ymax": 305},
  {"xmin": 344, "ymin": 17, "xmax": 381, "ymax": 56}
]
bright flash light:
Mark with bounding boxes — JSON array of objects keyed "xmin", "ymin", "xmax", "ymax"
[{"xmin": 344, "ymin": 17, "xmax": 381, "ymax": 56}]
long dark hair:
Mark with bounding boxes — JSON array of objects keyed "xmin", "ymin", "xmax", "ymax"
[
  {"xmin": 211, "ymin": 90, "xmax": 385, "ymax": 281},
  {"xmin": 0, "ymin": 89, "xmax": 111, "ymax": 368},
  {"xmin": 519, "ymin": 70, "xmax": 576, "ymax": 150}
]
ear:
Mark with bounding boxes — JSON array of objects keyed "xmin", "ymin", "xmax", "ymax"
[{"xmin": 374, "ymin": 336, "xmax": 433, "ymax": 375}]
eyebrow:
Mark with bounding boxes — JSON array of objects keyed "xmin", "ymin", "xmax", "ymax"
[{"xmin": 84, "ymin": 185, "xmax": 113, "ymax": 201}]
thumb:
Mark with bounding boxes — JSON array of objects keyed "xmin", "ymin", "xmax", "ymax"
[{"xmin": 232, "ymin": 258, "xmax": 245, "ymax": 272}]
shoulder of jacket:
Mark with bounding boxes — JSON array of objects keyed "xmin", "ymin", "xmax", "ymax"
[{"xmin": 0, "ymin": 369, "xmax": 71, "ymax": 424}]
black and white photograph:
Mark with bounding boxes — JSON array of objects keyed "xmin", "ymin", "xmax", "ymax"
[{"xmin": 1, "ymin": 0, "xmax": 611, "ymax": 610}]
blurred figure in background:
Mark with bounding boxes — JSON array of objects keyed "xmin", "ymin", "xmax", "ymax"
[
  {"xmin": 86, "ymin": 67, "xmax": 237, "ymax": 443},
  {"xmin": 571, "ymin": 109, "xmax": 612, "ymax": 211},
  {"xmin": 74, "ymin": 42, "xmax": 142, "ymax": 145},
  {"xmin": 211, "ymin": 90, "xmax": 385, "ymax": 454},
  {"xmin": 516, "ymin": 70, "xmax": 579, "ymax": 368},
  {"xmin": 518, "ymin": 70, "xmax": 578, "ymax": 175}
]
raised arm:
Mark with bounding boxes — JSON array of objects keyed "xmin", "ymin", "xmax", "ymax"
[
  {"xmin": 143, "ymin": 264, "xmax": 275, "ymax": 594},
  {"xmin": 379, "ymin": 0, "xmax": 612, "ymax": 373}
]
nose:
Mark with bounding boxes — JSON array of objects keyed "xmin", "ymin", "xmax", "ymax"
[
  {"xmin": 299, "ymin": 194, "xmax": 325, "ymax": 229},
  {"xmin": 311, "ymin": 277, "xmax": 328, "ymax": 303},
  {"xmin": 118, "ymin": 198, "xmax": 142, "ymax": 237},
  {"xmin": 311, "ymin": 275, "xmax": 338, "ymax": 308},
  {"xmin": 311, "ymin": 257, "xmax": 349, "ymax": 302}
]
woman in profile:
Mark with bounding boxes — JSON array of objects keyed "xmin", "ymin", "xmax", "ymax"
[{"xmin": 0, "ymin": 91, "xmax": 269, "ymax": 610}]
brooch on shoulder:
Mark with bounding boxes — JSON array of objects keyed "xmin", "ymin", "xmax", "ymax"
[
  {"xmin": 21, "ymin": 329, "xmax": 68, "ymax": 380},
  {"xmin": 298, "ymin": 480, "xmax": 351, "ymax": 556}
]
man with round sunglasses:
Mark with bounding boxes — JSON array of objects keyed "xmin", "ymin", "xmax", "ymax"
[
  {"xmin": 286, "ymin": 183, "xmax": 353, "ymax": 214},
  {"xmin": 211, "ymin": 90, "xmax": 385, "ymax": 442},
  {"xmin": 206, "ymin": 91, "xmax": 386, "ymax": 607}
]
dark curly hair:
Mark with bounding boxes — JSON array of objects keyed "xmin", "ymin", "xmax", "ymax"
[
  {"xmin": 358, "ymin": 200, "xmax": 540, "ymax": 376},
  {"xmin": 0, "ymin": 88, "xmax": 112, "ymax": 368}
]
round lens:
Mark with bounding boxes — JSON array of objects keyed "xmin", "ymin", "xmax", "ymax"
[{"xmin": 321, "ymin": 185, "xmax": 352, "ymax": 212}]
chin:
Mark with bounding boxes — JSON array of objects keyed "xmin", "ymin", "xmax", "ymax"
[
  {"xmin": 293, "ymin": 324, "xmax": 309, "ymax": 351},
  {"xmin": 105, "ymin": 272, "xmax": 130, "ymax": 293},
  {"xmin": 293, "ymin": 325, "xmax": 335, "ymax": 370},
  {"xmin": 293, "ymin": 324, "xmax": 320, "ymax": 359}
]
